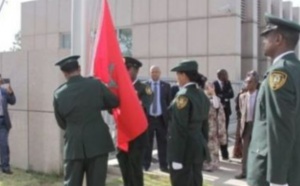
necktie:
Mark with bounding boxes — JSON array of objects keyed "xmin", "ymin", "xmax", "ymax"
[{"xmin": 152, "ymin": 82, "xmax": 158, "ymax": 115}]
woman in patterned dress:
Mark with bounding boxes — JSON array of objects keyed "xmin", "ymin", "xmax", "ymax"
[{"xmin": 203, "ymin": 82, "xmax": 227, "ymax": 171}]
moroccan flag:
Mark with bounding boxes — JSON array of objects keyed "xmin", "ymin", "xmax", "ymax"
[{"xmin": 92, "ymin": 0, "xmax": 148, "ymax": 152}]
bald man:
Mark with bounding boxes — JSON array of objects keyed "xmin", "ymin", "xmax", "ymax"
[{"xmin": 144, "ymin": 66, "xmax": 171, "ymax": 172}]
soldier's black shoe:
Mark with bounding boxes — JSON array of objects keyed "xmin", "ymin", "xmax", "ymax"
[
  {"xmin": 2, "ymin": 169, "xmax": 13, "ymax": 175},
  {"xmin": 235, "ymin": 173, "xmax": 246, "ymax": 179},
  {"xmin": 160, "ymin": 167, "xmax": 169, "ymax": 173},
  {"xmin": 143, "ymin": 166, "xmax": 150, "ymax": 171}
]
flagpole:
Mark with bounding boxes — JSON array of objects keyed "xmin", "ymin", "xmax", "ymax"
[
  {"xmin": 71, "ymin": 0, "xmax": 87, "ymax": 76},
  {"xmin": 0, "ymin": 0, "xmax": 6, "ymax": 14}
]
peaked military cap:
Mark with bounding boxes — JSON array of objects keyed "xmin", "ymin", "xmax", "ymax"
[
  {"xmin": 261, "ymin": 14, "xmax": 300, "ymax": 36},
  {"xmin": 55, "ymin": 55, "xmax": 80, "ymax": 71},
  {"xmin": 171, "ymin": 60, "xmax": 198, "ymax": 72},
  {"xmin": 124, "ymin": 57, "xmax": 142, "ymax": 69}
]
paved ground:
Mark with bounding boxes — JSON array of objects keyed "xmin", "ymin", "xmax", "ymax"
[
  {"xmin": 106, "ymin": 120, "xmax": 246, "ymax": 186},
  {"xmin": 202, "ymin": 145, "xmax": 248, "ymax": 186},
  {"xmin": 138, "ymin": 142, "xmax": 248, "ymax": 186}
]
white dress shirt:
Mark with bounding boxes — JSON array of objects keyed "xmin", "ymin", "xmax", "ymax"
[
  {"xmin": 246, "ymin": 90, "xmax": 257, "ymax": 122},
  {"xmin": 270, "ymin": 183, "xmax": 288, "ymax": 186},
  {"xmin": 218, "ymin": 80, "xmax": 223, "ymax": 89},
  {"xmin": 273, "ymin": 51, "xmax": 294, "ymax": 64},
  {"xmin": 211, "ymin": 95, "xmax": 220, "ymax": 109}
]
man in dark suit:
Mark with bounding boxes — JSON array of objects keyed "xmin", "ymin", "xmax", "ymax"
[
  {"xmin": 0, "ymin": 75, "xmax": 16, "ymax": 174},
  {"xmin": 117, "ymin": 57, "xmax": 153, "ymax": 186},
  {"xmin": 53, "ymin": 55, "xmax": 119, "ymax": 186},
  {"xmin": 143, "ymin": 65, "xmax": 171, "ymax": 172},
  {"xmin": 171, "ymin": 84, "xmax": 180, "ymax": 100},
  {"xmin": 213, "ymin": 69, "xmax": 234, "ymax": 160}
]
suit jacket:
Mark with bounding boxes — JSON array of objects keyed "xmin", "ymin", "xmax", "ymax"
[
  {"xmin": 0, "ymin": 88, "xmax": 16, "ymax": 130},
  {"xmin": 213, "ymin": 80, "xmax": 234, "ymax": 115},
  {"xmin": 239, "ymin": 91, "xmax": 258, "ymax": 137},
  {"xmin": 146, "ymin": 80, "xmax": 171, "ymax": 125},
  {"xmin": 53, "ymin": 76, "xmax": 119, "ymax": 160},
  {"xmin": 171, "ymin": 85, "xmax": 180, "ymax": 100},
  {"xmin": 167, "ymin": 84, "xmax": 211, "ymax": 165},
  {"xmin": 247, "ymin": 53, "xmax": 300, "ymax": 186}
]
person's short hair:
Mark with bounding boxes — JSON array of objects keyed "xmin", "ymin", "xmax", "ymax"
[
  {"xmin": 277, "ymin": 28, "xmax": 299, "ymax": 49},
  {"xmin": 246, "ymin": 70, "xmax": 259, "ymax": 83},
  {"xmin": 217, "ymin": 69, "xmax": 227, "ymax": 76}
]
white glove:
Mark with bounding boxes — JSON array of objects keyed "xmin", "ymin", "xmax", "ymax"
[
  {"xmin": 172, "ymin": 162, "xmax": 183, "ymax": 170},
  {"xmin": 270, "ymin": 183, "xmax": 288, "ymax": 186}
]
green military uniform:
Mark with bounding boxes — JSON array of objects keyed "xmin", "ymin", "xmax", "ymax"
[
  {"xmin": 247, "ymin": 15, "xmax": 300, "ymax": 186},
  {"xmin": 117, "ymin": 57, "xmax": 153, "ymax": 186},
  {"xmin": 168, "ymin": 61, "xmax": 210, "ymax": 186},
  {"xmin": 53, "ymin": 56, "xmax": 119, "ymax": 186}
]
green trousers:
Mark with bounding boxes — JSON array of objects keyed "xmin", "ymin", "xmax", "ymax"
[
  {"xmin": 64, "ymin": 154, "xmax": 108, "ymax": 186},
  {"xmin": 170, "ymin": 163, "xmax": 203, "ymax": 186},
  {"xmin": 117, "ymin": 148, "xmax": 144, "ymax": 186}
]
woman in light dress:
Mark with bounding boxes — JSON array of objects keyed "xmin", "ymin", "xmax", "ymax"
[{"xmin": 203, "ymin": 82, "xmax": 227, "ymax": 171}]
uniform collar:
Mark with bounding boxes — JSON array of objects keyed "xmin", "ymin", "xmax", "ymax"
[
  {"xmin": 68, "ymin": 75, "xmax": 83, "ymax": 83},
  {"xmin": 183, "ymin": 82, "xmax": 197, "ymax": 88},
  {"xmin": 132, "ymin": 79, "xmax": 138, "ymax": 85},
  {"xmin": 273, "ymin": 51, "xmax": 294, "ymax": 65}
]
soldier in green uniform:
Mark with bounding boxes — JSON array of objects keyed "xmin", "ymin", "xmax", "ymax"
[
  {"xmin": 247, "ymin": 14, "xmax": 300, "ymax": 186},
  {"xmin": 116, "ymin": 57, "xmax": 153, "ymax": 186},
  {"xmin": 168, "ymin": 60, "xmax": 210, "ymax": 186},
  {"xmin": 53, "ymin": 55, "xmax": 119, "ymax": 186}
]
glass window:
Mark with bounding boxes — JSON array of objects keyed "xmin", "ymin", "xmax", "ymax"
[
  {"xmin": 60, "ymin": 33, "xmax": 71, "ymax": 49},
  {"xmin": 117, "ymin": 28, "xmax": 132, "ymax": 57}
]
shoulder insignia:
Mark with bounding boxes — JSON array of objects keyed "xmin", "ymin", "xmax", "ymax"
[
  {"xmin": 268, "ymin": 71, "xmax": 287, "ymax": 91},
  {"xmin": 55, "ymin": 83, "xmax": 66, "ymax": 92},
  {"xmin": 176, "ymin": 95, "xmax": 188, "ymax": 109},
  {"xmin": 145, "ymin": 86, "xmax": 152, "ymax": 95}
]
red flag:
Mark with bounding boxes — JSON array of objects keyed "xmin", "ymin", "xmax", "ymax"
[{"xmin": 92, "ymin": 0, "xmax": 148, "ymax": 152}]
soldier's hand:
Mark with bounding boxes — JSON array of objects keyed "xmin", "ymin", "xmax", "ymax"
[
  {"xmin": 172, "ymin": 162, "xmax": 183, "ymax": 170},
  {"xmin": 270, "ymin": 183, "xmax": 288, "ymax": 186}
]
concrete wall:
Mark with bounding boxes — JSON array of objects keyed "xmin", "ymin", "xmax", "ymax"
[
  {"xmin": 0, "ymin": 0, "xmax": 72, "ymax": 174},
  {"xmin": 21, "ymin": 0, "xmax": 71, "ymax": 51},
  {"xmin": 3, "ymin": 0, "xmax": 300, "ymax": 175},
  {"xmin": 293, "ymin": 7, "xmax": 300, "ymax": 58},
  {"xmin": 257, "ymin": 0, "xmax": 272, "ymax": 78},
  {"xmin": 241, "ymin": 0, "xmax": 258, "ymax": 78},
  {"xmin": 78, "ymin": 0, "xmax": 300, "ymax": 81},
  {"xmin": 0, "ymin": 50, "xmax": 68, "ymax": 174},
  {"xmin": 106, "ymin": 0, "xmax": 242, "ymax": 82}
]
